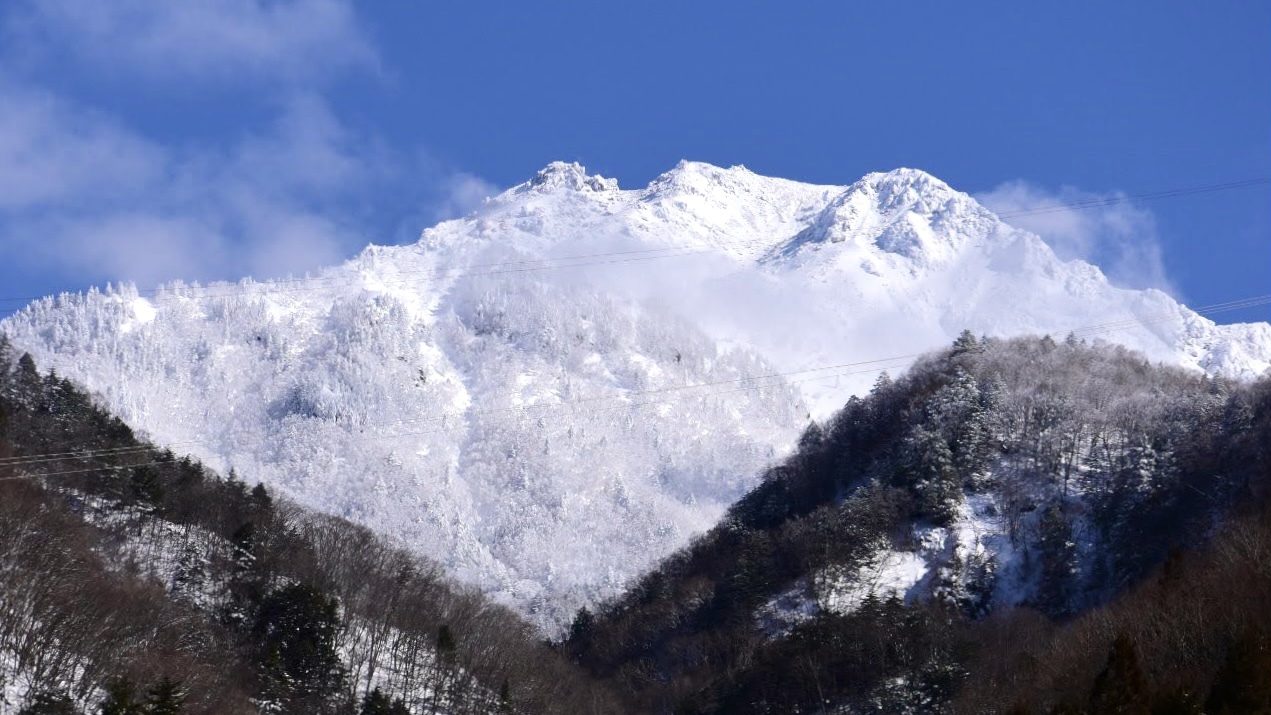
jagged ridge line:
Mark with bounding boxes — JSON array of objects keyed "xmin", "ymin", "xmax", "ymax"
[{"xmin": 1, "ymin": 176, "xmax": 1266, "ymax": 310}]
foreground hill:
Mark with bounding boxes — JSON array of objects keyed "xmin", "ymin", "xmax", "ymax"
[
  {"xmin": 0, "ymin": 339, "xmax": 623, "ymax": 715},
  {"xmin": 565, "ymin": 335, "xmax": 1271, "ymax": 714},
  {"xmin": 4, "ymin": 162, "xmax": 1269, "ymax": 631}
]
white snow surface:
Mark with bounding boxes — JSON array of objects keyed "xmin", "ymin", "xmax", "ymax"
[
  {"xmin": 757, "ymin": 491, "xmax": 1022, "ymax": 635},
  {"xmin": 5, "ymin": 160, "xmax": 1270, "ymax": 633},
  {"xmin": 818, "ymin": 546, "xmax": 930, "ymax": 615}
]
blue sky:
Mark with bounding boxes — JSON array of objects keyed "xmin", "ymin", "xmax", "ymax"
[{"xmin": 0, "ymin": 1, "xmax": 1267, "ymax": 322}]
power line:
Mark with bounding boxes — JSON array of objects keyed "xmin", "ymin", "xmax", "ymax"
[
  {"xmin": 0, "ymin": 362, "xmax": 908, "ymax": 484},
  {"xmin": 0, "ymin": 359, "xmax": 916, "ymax": 471},
  {"xmin": 1, "ymin": 293, "xmax": 1264, "ymax": 469},
  {"xmin": 993, "ymin": 178, "xmax": 1271, "ymax": 219},
  {"xmin": 0, "ymin": 458, "xmax": 169, "ymax": 483},
  {"xmin": 1072, "ymin": 296, "xmax": 1271, "ymax": 338},
  {"xmin": 301, "ymin": 293, "xmax": 1271, "ymax": 439}
]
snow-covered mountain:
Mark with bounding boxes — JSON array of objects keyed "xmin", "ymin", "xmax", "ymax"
[{"xmin": 4, "ymin": 160, "xmax": 1268, "ymax": 632}]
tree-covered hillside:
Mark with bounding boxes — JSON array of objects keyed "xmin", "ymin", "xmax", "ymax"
[
  {"xmin": 564, "ymin": 334, "xmax": 1271, "ymax": 714},
  {"xmin": 4, "ymin": 330, "xmax": 1269, "ymax": 714},
  {"xmin": 0, "ymin": 336, "xmax": 627, "ymax": 715}
]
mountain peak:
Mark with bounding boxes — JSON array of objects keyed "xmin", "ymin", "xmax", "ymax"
[
  {"xmin": 772, "ymin": 167, "xmax": 995, "ymax": 265},
  {"xmin": 646, "ymin": 160, "xmax": 760, "ymax": 195},
  {"xmin": 853, "ymin": 168, "xmax": 966, "ymax": 213},
  {"xmin": 525, "ymin": 161, "xmax": 618, "ymax": 193},
  {"xmin": 863, "ymin": 166, "xmax": 949, "ymax": 188}
]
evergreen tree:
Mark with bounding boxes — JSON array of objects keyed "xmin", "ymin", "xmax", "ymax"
[
  {"xmin": 1036, "ymin": 503, "xmax": 1077, "ymax": 615},
  {"xmin": 359, "ymin": 688, "xmax": 408, "ymax": 715},
  {"xmin": 255, "ymin": 583, "xmax": 347, "ymax": 709},
  {"xmin": 1088, "ymin": 635, "xmax": 1151, "ymax": 715},
  {"xmin": 18, "ymin": 691, "xmax": 76, "ymax": 715},
  {"xmin": 15, "ymin": 352, "xmax": 42, "ymax": 407},
  {"xmin": 930, "ymin": 367, "xmax": 990, "ymax": 485},
  {"xmin": 436, "ymin": 623, "xmax": 457, "ymax": 655},
  {"xmin": 499, "ymin": 678, "xmax": 514, "ymax": 713},
  {"xmin": 99, "ymin": 676, "xmax": 143, "ymax": 715},
  {"xmin": 144, "ymin": 676, "xmax": 184, "ymax": 715},
  {"xmin": 431, "ymin": 623, "xmax": 459, "ymax": 713},
  {"xmin": 1206, "ymin": 626, "xmax": 1271, "ymax": 714},
  {"xmin": 797, "ymin": 420, "xmax": 826, "ymax": 450},
  {"xmin": 903, "ymin": 423, "xmax": 959, "ymax": 523},
  {"xmin": 230, "ymin": 521, "xmax": 259, "ymax": 573},
  {"xmin": 952, "ymin": 329, "xmax": 981, "ymax": 355},
  {"xmin": 128, "ymin": 466, "xmax": 165, "ymax": 509},
  {"xmin": 567, "ymin": 607, "xmax": 595, "ymax": 662},
  {"xmin": 1151, "ymin": 688, "xmax": 1202, "ymax": 715},
  {"xmin": 0, "ymin": 333, "xmax": 15, "ymax": 377},
  {"xmin": 250, "ymin": 482, "xmax": 273, "ymax": 512}
]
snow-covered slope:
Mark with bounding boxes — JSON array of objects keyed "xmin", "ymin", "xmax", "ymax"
[
  {"xmin": 416, "ymin": 161, "xmax": 1269, "ymax": 414},
  {"xmin": 4, "ymin": 160, "xmax": 1268, "ymax": 632}
]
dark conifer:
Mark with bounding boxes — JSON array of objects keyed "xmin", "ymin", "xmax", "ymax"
[
  {"xmin": 255, "ymin": 583, "xmax": 347, "ymax": 707},
  {"xmin": 436, "ymin": 623, "xmax": 457, "ymax": 656},
  {"xmin": 1088, "ymin": 635, "xmax": 1151, "ymax": 715},
  {"xmin": 499, "ymin": 678, "xmax": 513, "ymax": 713},
  {"xmin": 1151, "ymin": 688, "xmax": 1202, "ymax": 715},
  {"xmin": 144, "ymin": 677, "xmax": 184, "ymax": 715},
  {"xmin": 1206, "ymin": 626, "xmax": 1271, "ymax": 714},
  {"xmin": 359, "ymin": 688, "xmax": 409, "ymax": 715},
  {"xmin": 99, "ymin": 676, "xmax": 142, "ymax": 715},
  {"xmin": 250, "ymin": 482, "xmax": 272, "ymax": 512},
  {"xmin": 952, "ymin": 328, "xmax": 980, "ymax": 354},
  {"xmin": 17, "ymin": 691, "xmax": 76, "ymax": 715}
]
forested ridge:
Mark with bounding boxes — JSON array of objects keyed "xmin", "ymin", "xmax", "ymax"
[
  {"xmin": 563, "ymin": 334, "xmax": 1271, "ymax": 714},
  {"xmin": 0, "ymin": 335, "xmax": 628, "ymax": 715}
]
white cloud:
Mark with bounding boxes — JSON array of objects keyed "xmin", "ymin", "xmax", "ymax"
[
  {"xmin": 0, "ymin": 79, "xmax": 164, "ymax": 211},
  {"xmin": 976, "ymin": 180, "xmax": 1175, "ymax": 294},
  {"xmin": 3, "ymin": 0, "xmax": 376, "ymax": 86},
  {"xmin": 431, "ymin": 173, "xmax": 500, "ymax": 222},
  {"xmin": 0, "ymin": 1, "xmax": 499, "ymax": 297},
  {"xmin": 0, "ymin": 74, "xmax": 501, "ymax": 292},
  {"xmin": 0, "ymin": 80, "xmax": 404, "ymax": 287},
  {"xmin": 228, "ymin": 194, "xmax": 356, "ymax": 278},
  {"xmin": 28, "ymin": 213, "xmax": 233, "ymax": 288}
]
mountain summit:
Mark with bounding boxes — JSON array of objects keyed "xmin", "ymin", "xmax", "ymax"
[{"xmin": 4, "ymin": 161, "xmax": 1268, "ymax": 632}]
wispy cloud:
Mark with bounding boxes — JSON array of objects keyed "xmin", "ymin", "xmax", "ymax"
[
  {"xmin": 976, "ymin": 181, "xmax": 1175, "ymax": 294},
  {"xmin": 0, "ymin": 79, "xmax": 164, "ymax": 211},
  {"xmin": 430, "ymin": 173, "xmax": 500, "ymax": 222},
  {"xmin": 0, "ymin": 82, "xmax": 383, "ymax": 286},
  {"xmin": 3, "ymin": 0, "xmax": 376, "ymax": 86},
  {"xmin": 0, "ymin": 1, "xmax": 499, "ymax": 296}
]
